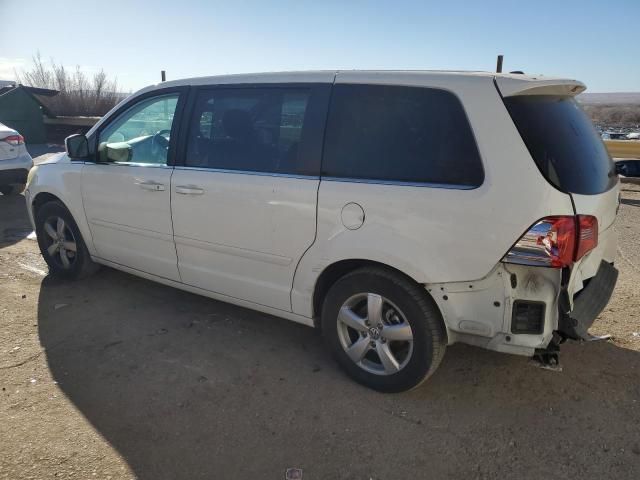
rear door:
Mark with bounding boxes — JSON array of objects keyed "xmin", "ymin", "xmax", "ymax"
[
  {"xmin": 499, "ymin": 88, "xmax": 620, "ymax": 298},
  {"xmin": 171, "ymin": 84, "xmax": 330, "ymax": 311}
]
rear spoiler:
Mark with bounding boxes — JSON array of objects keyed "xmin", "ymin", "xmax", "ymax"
[{"xmin": 495, "ymin": 76, "xmax": 586, "ymax": 98}]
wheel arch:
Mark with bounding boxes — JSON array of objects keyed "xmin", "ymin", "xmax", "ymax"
[
  {"xmin": 29, "ymin": 186, "xmax": 96, "ymax": 257},
  {"xmin": 32, "ymin": 191, "xmax": 66, "ymax": 216},
  {"xmin": 311, "ymin": 259, "xmax": 446, "ymax": 337}
]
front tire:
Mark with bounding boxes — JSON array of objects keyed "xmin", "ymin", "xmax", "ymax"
[
  {"xmin": 35, "ymin": 201, "xmax": 100, "ymax": 280},
  {"xmin": 321, "ymin": 267, "xmax": 446, "ymax": 393}
]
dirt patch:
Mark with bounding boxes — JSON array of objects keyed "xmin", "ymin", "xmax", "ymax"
[{"xmin": 1, "ymin": 187, "xmax": 640, "ymax": 479}]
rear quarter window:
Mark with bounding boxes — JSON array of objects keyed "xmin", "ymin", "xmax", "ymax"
[
  {"xmin": 503, "ymin": 95, "xmax": 615, "ymax": 195},
  {"xmin": 322, "ymin": 84, "xmax": 484, "ymax": 187}
]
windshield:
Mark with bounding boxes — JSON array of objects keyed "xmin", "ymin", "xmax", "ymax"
[{"xmin": 504, "ymin": 95, "xmax": 615, "ymax": 195}]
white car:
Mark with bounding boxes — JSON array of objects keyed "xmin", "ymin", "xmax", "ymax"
[
  {"xmin": 0, "ymin": 122, "xmax": 33, "ymax": 195},
  {"xmin": 25, "ymin": 71, "xmax": 632, "ymax": 392}
]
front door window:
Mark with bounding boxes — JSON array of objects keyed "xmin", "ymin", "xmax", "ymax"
[{"xmin": 98, "ymin": 94, "xmax": 179, "ymax": 165}]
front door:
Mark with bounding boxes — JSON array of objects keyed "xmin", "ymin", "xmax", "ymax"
[
  {"xmin": 81, "ymin": 91, "xmax": 184, "ymax": 281},
  {"xmin": 171, "ymin": 85, "xmax": 329, "ymax": 311}
]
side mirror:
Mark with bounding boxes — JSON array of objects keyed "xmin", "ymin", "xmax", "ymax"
[
  {"xmin": 65, "ymin": 134, "xmax": 89, "ymax": 158},
  {"xmin": 97, "ymin": 141, "xmax": 132, "ymax": 163}
]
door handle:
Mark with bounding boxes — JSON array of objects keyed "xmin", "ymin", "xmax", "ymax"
[
  {"xmin": 175, "ymin": 185, "xmax": 205, "ymax": 195},
  {"xmin": 137, "ymin": 180, "xmax": 165, "ymax": 191}
]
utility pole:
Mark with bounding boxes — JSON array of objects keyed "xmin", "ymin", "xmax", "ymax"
[{"xmin": 161, "ymin": 71, "xmax": 168, "ymax": 118}]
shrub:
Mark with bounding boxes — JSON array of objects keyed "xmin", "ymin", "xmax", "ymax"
[
  {"xmin": 16, "ymin": 52, "xmax": 125, "ymax": 117},
  {"xmin": 582, "ymin": 104, "xmax": 640, "ymax": 127}
]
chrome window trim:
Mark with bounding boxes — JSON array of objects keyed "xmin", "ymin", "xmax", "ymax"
[
  {"xmin": 172, "ymin": 167, "xmax": 478, "ymax": 188},
  {"xmin": 82, "ymin": 161, "xmax": 174, "ymax": 169},
  {"xmin": 174, "ymin": 166, "xmax": 320, "ymax": 180},
  {"xmin": 320, "ymin": 176, "xmax": 477, "ymax": 190}
]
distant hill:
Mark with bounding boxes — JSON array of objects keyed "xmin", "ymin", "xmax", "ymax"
[{"xmin": 579, "ymin": 92, "xmax": 640, "ymax": 105}]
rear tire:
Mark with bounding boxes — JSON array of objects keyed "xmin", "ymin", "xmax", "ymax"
[
  {"xmin": 321, "ymin": 267, "xmax": 446, "ymax": 393},
  {"xmin": 35, "ymin": 201, "xmax": 100, "ymax": 280},
  {"xmin": 0, "ymin": 184, "xmax": 24, "ymax": 195}
]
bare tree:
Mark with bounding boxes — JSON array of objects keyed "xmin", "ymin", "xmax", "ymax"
[
  {"xmin": 16, "ymin": 52, "xmax": 125, "ymax": 116},
  {"xmin": 583, "ymin": 103, "xmax": 640, "ymax": 128}
]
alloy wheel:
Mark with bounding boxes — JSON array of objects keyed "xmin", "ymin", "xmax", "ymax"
[
  {"xmin": 336, "ymin": 292, "xmax": 414, "ymax": 375},
  {"xmin": 42, "ymin": 216, "xmax": 77, "ymax": 270}
]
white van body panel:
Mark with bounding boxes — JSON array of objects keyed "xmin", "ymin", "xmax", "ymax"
[
  {"xmin": 24, "ymin": 70, "xmax": 619, "ymax": 362},
  {"xmin": 81, "ymin": 163, "xmax": 180, "ymax": 281},
  {"xmin": 566, "ymin": 186, "xmax": 620, "ymax": 304},
  {"xmin": 171, "ymin": 168, "xmax": 319, "ymax": 311},
  {"xmin": 291, "ymin": 72, "xmax": 575, "ymax": 319},
  {"xmin": 427, "ymin": 263, "xmax": 562, "ymax": 356},
  {"xmin": 24, "ymin": 155, "xmax": 97, "ymax": 256}
]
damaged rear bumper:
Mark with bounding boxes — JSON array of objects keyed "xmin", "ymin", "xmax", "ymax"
[
  {"xmin": 430, "ymin": 257, "xmax": 618, "ymax": 358},
  {"xmin": 558, "ymin": 261, "xmax": 618, "ymax": 340}
]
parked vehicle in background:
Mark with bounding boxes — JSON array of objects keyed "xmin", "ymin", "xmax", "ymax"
[
  {"xmin": 23, "ymin": 71, "xmax": 639, "ymax": 392},
  {"xmin": 615, "ymin": 159, "xmax": 640, "ymax": 185},
  {"xmin": 0, "ymin": 122, "xmax": 33, "ymax": 195},
  {"xmin": 602, "ymin": 131, "xmax": 630, "ymax": 140}
]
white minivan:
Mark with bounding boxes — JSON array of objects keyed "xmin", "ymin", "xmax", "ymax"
[{"xmin": 25, "ymin": 71, "xmax": 630, "ymax": 392}]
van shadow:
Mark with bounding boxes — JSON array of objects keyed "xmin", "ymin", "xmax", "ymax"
[
  {"xmin": 38, "ymin": 270, "xmax": 640, "ymax": 479},
  {"xmin": 0, "ymin": 193, "xmax": 32, "ymax": 246}
]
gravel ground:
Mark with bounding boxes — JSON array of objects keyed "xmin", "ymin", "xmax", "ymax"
[{"xmin": 1, "ymin": 178, "xmax": 639, "ymax": 479}]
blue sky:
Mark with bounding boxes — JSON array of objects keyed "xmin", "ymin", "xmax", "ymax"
[{"xmin": 1, "ymin": 0, "xmax": 639, "ymax": 92}]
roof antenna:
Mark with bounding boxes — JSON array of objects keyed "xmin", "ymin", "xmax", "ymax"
[{"xmin": 496, "ymin": 55, "xmax": 504, "ymax": 73}]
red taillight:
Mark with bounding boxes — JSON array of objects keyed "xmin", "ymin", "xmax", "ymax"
[
  {"xmin": 575, "ymin": 214, "xmax": 598, "ymax": 260},
  {"xmin": 503, "ymin": 215, "xmax": 598, "ymax": 268},
  {"xmin": 537, "ymin": 216, "xmax": 576, "ymax": 267},
  {"xmin": 1, "ymin": 134, "xmax": 24, "ymax": 145}
]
